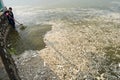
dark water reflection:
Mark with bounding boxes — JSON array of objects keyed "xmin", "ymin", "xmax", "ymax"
[{"xmin": 7, "ymin": 24, "xmax": 51, "ymax": 54}]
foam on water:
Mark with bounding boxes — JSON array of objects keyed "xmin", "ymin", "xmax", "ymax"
[
  {"xmin": 39, "ymin": 17, "xmax": 120, "ymax": 79},
  {"xmin": 39, "ymin": 8, "xmax": 120, "ymax": 80},
  {"xmin": 14, "ymin": 1, "xmax": 120, "ymax": 79}
]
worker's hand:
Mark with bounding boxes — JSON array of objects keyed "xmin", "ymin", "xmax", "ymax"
[{"xmin": 6, "ymin": 13, "xmax": 9, "ymax": 16}]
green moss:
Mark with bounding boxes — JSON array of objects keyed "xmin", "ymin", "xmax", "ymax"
[{"xmin": 7, "ymin": 48, "xmax": 17, "ymax": 55}]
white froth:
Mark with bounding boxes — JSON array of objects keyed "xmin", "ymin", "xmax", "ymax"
[{"xmin": 14, "ymin": 4, "xmax": 120, "ymax": 79}]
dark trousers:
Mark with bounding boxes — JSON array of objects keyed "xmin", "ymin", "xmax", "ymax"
[{"xmin": 8, "ymin": 19, "xmax": 15, "ymax": 29}]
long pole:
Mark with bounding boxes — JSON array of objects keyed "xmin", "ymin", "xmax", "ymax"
[{"xmin": 8, "ymin": 15, "xmax": 23, "ymax": 25}]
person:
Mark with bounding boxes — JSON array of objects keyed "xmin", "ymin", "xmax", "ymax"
[
  {"xmin": 8, "ymin": 7, "xmax": 15, "ymax": 29},
  {"xmin": 4, "ymin": 7, "xmax": 9, "ymax": 18},
  {"xmin": 4, "ymin": 7, "xmax": 15, "ymax": 29}
]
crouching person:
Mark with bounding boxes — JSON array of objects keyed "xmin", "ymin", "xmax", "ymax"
[{"xmin": 4, "ymin": 7, "xmax": 15, "ymax": 29}]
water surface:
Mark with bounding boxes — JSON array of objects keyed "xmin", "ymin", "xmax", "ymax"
[{"xmin": 4, "ymin": 0, "xmax": 120, "ymax": 79}]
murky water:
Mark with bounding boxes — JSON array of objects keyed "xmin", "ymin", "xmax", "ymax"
[
  {"xmin": 4, "ymin": 0, "xmax": 120, "ymax": 79},
  {"xmin": 7, "ymin": 24, "xmax": 51, "ymax": 54}
]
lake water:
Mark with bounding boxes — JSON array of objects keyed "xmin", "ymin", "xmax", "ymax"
[{"xmin": 7, "ymin": 0, "xmax": 120, "ymax": 79}]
